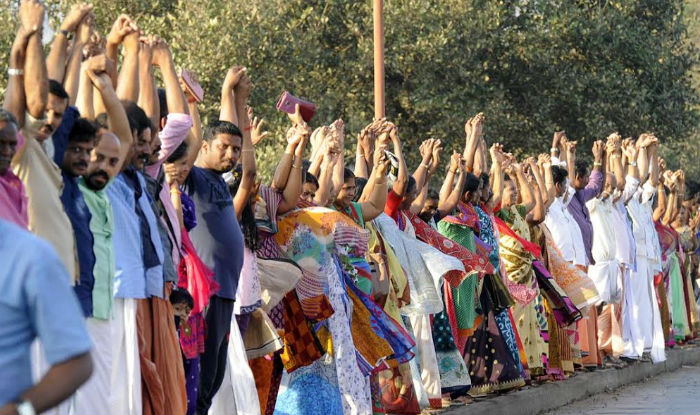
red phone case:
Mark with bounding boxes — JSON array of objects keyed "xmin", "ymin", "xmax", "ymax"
[{"xmin": 276, "ymin": 91, "xmax": 316, "ymax": 122}]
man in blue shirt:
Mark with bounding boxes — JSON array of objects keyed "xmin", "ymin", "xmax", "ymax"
[
  {"xmin": 0, "ymin": 219, "xmax": 93, "ymax": 414},
  {"xmin": 182, "ymin": 119, "xmax": 245, "ymax": 414}
]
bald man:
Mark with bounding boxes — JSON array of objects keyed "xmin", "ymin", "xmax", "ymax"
[{"xmin": 72, "ymin": 69, "xmax": 134, "ymax": 415}]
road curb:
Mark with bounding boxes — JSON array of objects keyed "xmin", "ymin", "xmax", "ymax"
[{"xmin": 444, "ymin": 345, "xmax": 700, "ymax": 415}]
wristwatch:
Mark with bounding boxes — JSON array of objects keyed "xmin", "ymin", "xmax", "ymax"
[{"xmin": 17, "ymin": 400, "xmax": 36, "ymax": 415}]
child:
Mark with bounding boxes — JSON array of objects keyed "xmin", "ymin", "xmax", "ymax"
[{"xmin": 170, "ymin": 288, "xmax": 205, "ymax": 415}]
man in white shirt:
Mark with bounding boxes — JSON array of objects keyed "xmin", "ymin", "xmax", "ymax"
[
  {"xmin": 545, "ymin": 166, "xmax": 588, "ymax": 266},
  {"xmin": 623, "ymin": 136, "xmax": 665, "ymax": 363}
]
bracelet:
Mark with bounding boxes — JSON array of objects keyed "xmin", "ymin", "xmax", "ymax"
[
  {"xmin": 375, "ymin": 180, "xmax": 387, "ymax": 185},
  {"xmin": 449, "ymin": 169, "xmax": 457, "ymax": 174},
  {"xmin": 421, "ymin": 163, "xmax": 430, "ymax": 169},
  {"xmin": 594, "ymin": 162, "xmax": 602, "ymax": 167},
  {"xmin": 7, "ymin": 68, "xmax": 23, "ymax": 76},
  {"xmin": 550, "ymin": 147, "xmax": 559, "ymax": 153},
  {"xmin": 629, "ymin": 161, "xmax": 637, "ymax": 166},
  {"xmin": 292, "ymin": 164, "xmax": 301, "ymax": 169},
  {"xmin": 242, "ymin": 148, "xmax": 255, "ymax": 153}
]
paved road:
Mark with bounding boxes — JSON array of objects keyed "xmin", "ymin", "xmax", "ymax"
[{"xmin": 545, "ymin": 365, "xmax": 700, "ymax": 415}]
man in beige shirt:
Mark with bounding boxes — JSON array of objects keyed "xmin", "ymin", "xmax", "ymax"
[{"xmin": 5, "ymin": 1, "xmax": 77, "ymax": 281}]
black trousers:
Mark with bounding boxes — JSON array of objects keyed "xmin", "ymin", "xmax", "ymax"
[{"xmin": 196, "ymin": 295, "xmax": 234, "ymax": 415}]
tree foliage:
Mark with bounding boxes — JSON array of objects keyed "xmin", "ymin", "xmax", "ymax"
[{"xmin": 1, "ymin": 0, "xmax": 697, "ymax": 184}]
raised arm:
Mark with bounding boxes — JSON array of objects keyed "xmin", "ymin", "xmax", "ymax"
[
  {"xmin": 565, "ymin": 140, "xmax": 576, "ymax": 181},
  {"xmin": 271, "ymin": 105, "xmax": 304, "ymax": 190},
  {"xmin": 75, "ymin": 60, "xmax": 96, "ymax": 120},
  {"xmin": 315, "ymin": 148, "xmax": 338, "ymax": 207},
  {"xmin": 654, "ymin": 175, "xmax": 668, "ymax": 223},
  {"xmin": 137, "ymin": 36, "xmax": 158, "ymax": 132},
  {"xmin": 116, "ymin": 23, "xmax": 140, "ymax": 102},
  {"xmin": 389, "ymin": 124, "xmax": 408, "ymax": 195},
  {"xmin": 490, "ymin": 146, "xmax": 508, "ymax": 209},
  {"xmin": 636, "ymin": 135, "xmax": 650, "ymax": 183},
  {"xmin": 526, "ymin": 171, "xmax": 545, "ymax": 224},
  {"xmin": 438, "ymin": 155, "xmax": 466, "ymax": 218},
  {"xmin": 88, "ymin": 69, "xmax": 132, "ymax": 171},
  {"xmin": 3, "ymin": 26, "xmax": 32, "ymax": 126},
  {"xmin": 231, "ymin": 71, "xmax": 256, "ymax": 218},
  {"xmin": 463, "ymin": 115, "xmax": 480, "ymax": 173},
  {"xmin": 359, "ymin": 156, "xmax": 390, "ymax": 221},
  {"xmin": 514, "ymin": 163, "xmax": 536, "ymax": 213},
  {"xmin": 219, "ymin": 66, "xmax": 243, "ymax": 125},
  {"xmin": 20, "ymin": 0, "xmax": 48, "ymax": 120},
  {"xmin": 63, "ymin": 15, "xmax": 94, "ymax": 105},
  {"xmin": 647, "ymin": 138, "xmax": 660, "ymax": 187},
  {"xmin": 278, "ymin": 124, "xmax": 309, "ymax": 214},
  {"xmin": 439, "ymin": 152, "xmax": 459, "ymax": 204},
  {"xmin": 412, "ymin": 139, "xmax": 435, "ymax": 192},
  {"xmin": 354, "ymin": 132, "xmax": 370, "ymax": 179},
  {"xmin": 529, "ymin": 156, "xmax": 548, "ymax": 210},
  {"xmin": 474, "ymin": 134, "xmax": 488, "ymax": 176},
  {"xmin": 579, "ymin": 140, "xmax": 605, "ymax": 201},
  {"xmin": 182, "ymin": 100, "xmax": 202, "ymax": 171},
  {"xmin": 46, "ymin": 4, "xmax": 93, "ymax": 83},
  {"xmin": 608, "ymin": 135, "xmax": 625, "ymax": 193}
]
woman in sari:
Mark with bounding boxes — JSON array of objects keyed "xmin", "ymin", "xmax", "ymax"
[{"xmin": 494, "ymin": 161, "xmax": 549, "ymax": 378}]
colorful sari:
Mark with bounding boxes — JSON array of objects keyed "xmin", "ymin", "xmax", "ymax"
[{"xmin": 655, "ymin": 222, "xmax": 689, "ymax": 341}]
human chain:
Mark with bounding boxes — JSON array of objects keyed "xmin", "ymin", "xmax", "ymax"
[{"xmin": 1, "ymin": 3, "xmax": 699, "ymax": 415}]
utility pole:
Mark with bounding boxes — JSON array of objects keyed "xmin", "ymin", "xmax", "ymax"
[{"xmin": 373, "ymin": 0, "xmax": 385, "ymax": 119}]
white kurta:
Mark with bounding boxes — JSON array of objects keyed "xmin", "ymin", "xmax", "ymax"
[
  {"xmin": 624, "ymin": 184, "xmax": 665, "ymax": 363},
  {"xmin": 587, "ymin": 197, "xmax": 622, "ymax": 304}
]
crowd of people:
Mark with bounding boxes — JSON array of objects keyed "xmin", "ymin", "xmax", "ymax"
[{"xmin": 2, "ymin": 2, "xmax": 700, "ymax": 415}]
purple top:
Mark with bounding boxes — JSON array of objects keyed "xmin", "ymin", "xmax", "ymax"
[{"xmin": 566, "ymin": 169, "xmax": 603, "ymax": 265}]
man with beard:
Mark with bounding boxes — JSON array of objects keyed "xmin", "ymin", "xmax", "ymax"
[
  {"xmin": 133, "ymin": 37, "xmax": 191, "ymax": 415},
  {"xmin": 178, "ymin": 69, "xmax": 252, "ymax": 415},
  {"xmin": 65, "ymin": 64, "xmax": 133, "ymax": 414},
  {"xmin": 35, "ymin": 80, "xmax": 70, "ymax": 158},
  {"xmin": 6, "ymin": 1, "xmax": 79, "ymax": 283}
]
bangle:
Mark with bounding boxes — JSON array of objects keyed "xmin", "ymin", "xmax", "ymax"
[
  {"xmin": 449, "ymin": 169, "xmax": 457, "ymax": 174},
  {"xmin": 292, "ymin": 164, "xmax": 301, "ymax": 169},
  {"xmin": 7, "ymin": 68, "xmax": 23, "ymax": 76},
  {"xmin": 629, "ymin": 161, "xmax": 637, "ymax": 166},
  {"xmin": 550, "ymin": 147, "xmax": 559, "ymax": 153},
  {"xmin": 594, "ymin": 162, "xmax": 602, "ymax": 167},
  {"xmin": 375, "ymin": 180, "xmax": 387, "ymax": 185}
]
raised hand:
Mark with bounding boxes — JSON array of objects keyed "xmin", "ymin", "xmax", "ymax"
[
  {"xmin": 592, "ymin": 140, "xmax": 605, "ymax": 161},
  {"xmin": 472, "ymin": 113, "xmax": 485, "ymax": 138},
  {"xmin": 107, "ymin": 14, "xmax": 136, "ymax": 46},
  {"xmin": 234, "ymin": 69, "xmax": 252, "ymax": 101},
  {"xmin": 250, "ymin": 114, "xmax": 270, "ymax": 146},
  {"xmin": 429, "ymin": 139, "xmax": 442, "ymax": 173},
  {"xmin": 223, "ymin": 65, "xmax": 245, "ymax": 92},
  {"xmin": 449, "ymin": 151, "xmax": 460, "ymax": 173},
  {"xmin": 552, "ymin": 131, "xmax": 565, "ymax": 150},
  {"xmin": 490, "ymin": 143, "xmax": 504, "ymax": 165},
  {"xmin": 85, "ymin": 54, "xmax": 115, "ymax": 76},
  {"xmin": 61, "ymin": 3, "xmax": 94, "ymax": 33},
  {"xmin": 151, "ymin": 37, "xmax": 174, "ymax": 67},
  {"xmin": 566, "ymin": 140, "xmax": 577, "ymax": 155},
  {"xmin": 86, "ymin": 68, "xmax": 113, "ymax": 92},
  {"xmin": 19, "ymin": 0, "xmax": 45, "ymax": 33}
]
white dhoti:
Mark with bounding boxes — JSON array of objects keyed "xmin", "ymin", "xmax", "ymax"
[
  {"xmin": 71, "ymin": 317, "xmax": 114, "ymax": 414},
  {"xmin": 622, "ymin": 259, "xmax": 665, "ymax": 362},
  {"xmin": 588, "ymin": 259, "xmax": 622, "ymax": 304},
  {"xmin": 209, "ymin": 313, "xmax": 260, "ymax": 415},
  {"xmin": 110, "ymin": 298, "xmax": 142, "ymax": 415}
]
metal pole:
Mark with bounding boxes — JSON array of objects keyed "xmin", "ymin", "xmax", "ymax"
[{"xmin": 373, "ymin": 0, "xmax": 385, "ymax": 119}]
